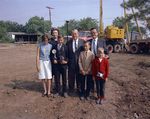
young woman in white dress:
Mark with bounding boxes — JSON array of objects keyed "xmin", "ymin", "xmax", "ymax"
[{"xmin": 36, "ymin": 33, "xmax": 52, "ymax": 98}]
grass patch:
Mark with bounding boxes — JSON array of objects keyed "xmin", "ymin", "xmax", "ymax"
[
  {"xmin": 146, "ymin": 60, "xmax": 150, "ymax": 64},
  {"xmin": 138, "ymin": 61, "xmax": 150, "ymax": 67}
]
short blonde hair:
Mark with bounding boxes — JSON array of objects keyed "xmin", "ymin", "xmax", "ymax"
[{"xmin": 97, "ymin": 47, "xmax": 104, "ymax": 53}]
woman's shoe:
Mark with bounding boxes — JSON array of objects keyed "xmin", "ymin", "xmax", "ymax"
[
  {"xmin": 42, "ymin": 93, "xmax": 47, "ymax": 97},
  {"xmin": 47, "ymin": 93, "xmax": 51, "ymax": 98}
]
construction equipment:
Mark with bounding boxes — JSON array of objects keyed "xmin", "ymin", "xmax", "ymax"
[
  {"xmin": 99, "ymin": 0, "xmax": 125, "ymax": 53},
  {"xmin": 123, "ymin": 0, "xmax": 150, "ymax": 54}
]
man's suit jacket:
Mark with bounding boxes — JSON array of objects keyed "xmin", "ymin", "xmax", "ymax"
[
  {"xmin": 66, "ymin": 39, "xmax": 84, "ymax": 69},
  {"xmin": 88, "ymin": 38, "xmax": 109, "ymax": 56},
  {"xmin": 51, "ymin": 44, "xmax": 68, "ymax": 68},
  {"xmin": 78, "ymin": 51, "xmax": 95, "ymax": 74}
]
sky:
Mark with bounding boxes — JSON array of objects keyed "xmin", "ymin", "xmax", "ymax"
[{"xmin": 0, "ymin": 0, "xmax": 137, "ymax": 29}]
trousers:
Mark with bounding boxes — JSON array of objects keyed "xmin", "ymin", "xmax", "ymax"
[
  {"xmin": 96, "ymin": 79, "xmax": 105, "ymax": 98},
  {"xmin": 68, "ymin": 68, "xmax": 81, "ymax": 92},
  {"xmin": 80, "ymin": 74, "xmax": 92, "ymax": 97},
  {"xmin": 55, "ymin": 64, "xmax": 67, "ymax": 93}
]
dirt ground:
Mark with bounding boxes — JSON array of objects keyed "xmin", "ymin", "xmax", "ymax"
[{"xmin": 0, "ymin": 44, "xmax": 150, "ymax": 119}]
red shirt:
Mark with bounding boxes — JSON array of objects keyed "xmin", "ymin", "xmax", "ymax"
[{"xmin": 92, "ymin": 57, "xmax": 109, "ymax": 80}]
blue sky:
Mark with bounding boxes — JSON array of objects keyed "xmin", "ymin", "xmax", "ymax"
[{"xmin": 0, "ymin": 0, "xmax": 130, "ymax": 29}]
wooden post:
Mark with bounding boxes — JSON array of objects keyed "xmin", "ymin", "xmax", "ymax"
[
  {"xmin": 28, "ymin": 35, "xmax": 29, "ymax": 44},
  {"xmin": 22, "ymin": 35, "xmax": 23, "ymax": 44},
  {"xmin": 37, "ymin": 35, "xmax": 38, "ymax": 44}
]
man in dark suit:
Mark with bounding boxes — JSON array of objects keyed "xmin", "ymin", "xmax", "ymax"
[
  {"xmin": 66, "ymin": 29, "xmax": 84, "ymax": 96},
  {"xmin": 88, "ymin": 27, "xmax": 109, "ymax": 93},
  {"xmin": 51, "ymin": 35, "xmax": 68, "ymax": 98}
]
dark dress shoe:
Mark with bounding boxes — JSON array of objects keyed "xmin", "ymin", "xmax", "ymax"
[
  {"xmin": 77, "ymin": 89, "xmax": 81, "ymax": 95},
  {"xmin": 69, "ymin": 92, "xmax": 74, "ymax": 96},
  {"xmin": 96, "ymin": 99, "xmax": 100, "ymax": 104},
  {"xmin": 86, "ymin": 96, "xmax": 90, "ymax": 101},
  {"xmin": 100, "ymin": 100, "xmax": 103, "ymax": 105},
  {"xmin": 53, "ymin": 93, "xmax": 59, "ymax": 98},
  {"xmin": 47, "ymin": 94, "xmax": 51, "ymax": 98},
  {"xmin": 80, "ymin": 96, "xmax": 84, "ymax": 100},
  {"xmin": 42, "ymin": 93, "xmax": 47, "ymax": 97},
  {"xmin": 63, "ymin": 92, "xmax": 68, "ymax": 98}
]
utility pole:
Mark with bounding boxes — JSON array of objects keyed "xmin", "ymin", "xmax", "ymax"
[
  {"xmin": 99, "ymin": 0, "xmax": 104, "ymax": 38},
  {"xmin": 66, "ymin": 20, "xmax": 69, "ymax": 40},
  {"xmin": 46, "ymin": 6, "xmax": 54, "ymax": 38}
]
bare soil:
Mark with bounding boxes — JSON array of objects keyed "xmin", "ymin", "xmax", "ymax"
[{"xmin": 0, "ymin": 45, "xmax": 150, "ymax": 119}]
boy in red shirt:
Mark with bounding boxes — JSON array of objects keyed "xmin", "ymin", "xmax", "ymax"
[{"xmin": 92, "ymin": 47, "xmax": 109, "ymax": 105}]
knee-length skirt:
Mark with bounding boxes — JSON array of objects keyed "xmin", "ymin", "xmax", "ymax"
[{"xmin": 38, "ymin": 60, "xmax": 52, "ymax": 79}]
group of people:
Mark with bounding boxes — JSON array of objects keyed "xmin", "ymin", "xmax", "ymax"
[{"xmin": 36, "ymin": 27, "xmax": 109, "ymax": 105}]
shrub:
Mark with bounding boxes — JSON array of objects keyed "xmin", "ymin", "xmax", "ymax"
[{"xmin": 0, "ymin": 36, "xmax": 15, "ymax": 43}]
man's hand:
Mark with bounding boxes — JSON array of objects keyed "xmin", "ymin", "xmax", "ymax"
[
  {"xmin": 60, "ymin": 61, "xmax": 67, "ymax": 64},
  {"xmin": 92, "ymin": 77, "xmax": 95, "ymax": 81},
  {"xmin": 54, "ymin": 60, "xmax": 58, "ymax": 64},
  {"xmin": 85, "ymin": 71, "xmax": 89, "ymax": 75},
  {"xmin": 82, "ymin": 70, "xmax": 86, "ymax": 75},
  {"xmin": 105, "ymin": 78, "xmax": 108, "ymax": 82},
  {"xmin": 104, "ymin": 54, "xmax": 109, "ymax": 59},
  {"xmin": 37, "ymin": 66, "xmax": 40, "ymax": 72}
]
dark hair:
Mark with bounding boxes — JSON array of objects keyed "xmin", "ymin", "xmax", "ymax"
[
  {"xmin": 51, "ymin": 27, "xmax": 60, "ymax": 35},
  {"xmin": 41, "ymin": 33, "xmax": 50, "ymax": 42},
  {"xmin": 58, "ymin": 34, "xmax": 64, "ymax": 39},
  {"xmin": 90, "ymin": 28, "xmax": 98, "ymax": 32},
  {"xmin": 84, "ymin": 41, "xmax": 91, "ymax": 46}
]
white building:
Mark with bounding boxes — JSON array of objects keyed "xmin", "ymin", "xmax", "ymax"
[
  {"xmin": 7, "ymin": 32, "xmax": 41, "ymax": 44},
  {"xmin": 124, "ymin": 31, "xmax": 146, "ymax": 42},
  {"xmin": 7, "ymin": 32, "xmax": 26, "ymax": 40}
]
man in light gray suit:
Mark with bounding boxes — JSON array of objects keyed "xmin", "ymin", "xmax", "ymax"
[{"xmin": 88, "ymin": 28, "xmax": 109, "ymax": 58}]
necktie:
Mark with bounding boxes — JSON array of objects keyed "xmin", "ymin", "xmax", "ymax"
[
  {"xmin": 58, "ymin": 44, "xmax": 61, "ymax": 50},
  {"xmin": 59, "ymin": 45, "xmax": 61, "ymax": 50},
  {"xmin": 75, "ymin": 41, "xmax": 77, "ymax": 50},
  {"xmin": 93, "ymin": 40, "xmax": 96, "ymax": 55},
  {"xmin": 86, "ymin": 52, "xmax": 87, "ymax": 56}
]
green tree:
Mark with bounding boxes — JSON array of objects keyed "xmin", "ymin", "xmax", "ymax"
[
  {"xmin": 58, "ymin": 19, "xmax": 79, "ymax": 36},
  {"xmin": 79, "ymin": 17, "xmax": 98, "ymax": 31},
  {"xmin": 0, "ymin": 20, "xmax": 25, "ymax": 32},
  {"xmin": 131, "ymin": 26, "xmax": 146, "ymax": 34},
  {"xmin": 0, "ymin": 27, "xmax": 7, "ymax": 39},
  {"xmin": 0, "ymin": 27, "xmax": 15, "ymax": 43},
  {"xmin": 112, "ymin": 16, "xmax": 134, "ymax": 32},
  {"xmin": 121, "ymin": 0, "xmax": 150, "ymax": 29},
  {"xmin": 0, "ymin": 21, "xmax": 16, "ymax": 43},
  {"xmin": 25, "ymin": 16, "xmax": 51, "ymax": 34},
  {"xmin": 57, "ymin": 17, "xmax": 98, "ymax": 36}
]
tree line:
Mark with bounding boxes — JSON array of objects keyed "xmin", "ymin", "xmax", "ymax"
[{"xmin": 0, "ymin": 16, "xmax": 147, "ymax": 43}]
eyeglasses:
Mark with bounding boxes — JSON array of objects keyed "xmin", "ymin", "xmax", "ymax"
[{"xmin": 91, "ymin": 32, "xmax": 97, "ymax": 34}]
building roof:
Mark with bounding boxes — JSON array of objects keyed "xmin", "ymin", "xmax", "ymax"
[
  {"xmin": 7, "ymin": 32, "xmax": 41, "ymax": 36},
  {"xmin": 8, "ymin": 32, "xmax": 26, "ymax": 35}
]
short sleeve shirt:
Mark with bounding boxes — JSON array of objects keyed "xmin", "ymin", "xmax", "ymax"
[{"xmin": 38, "ymin": 43, "xmax": 52, "ymax": 61}]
